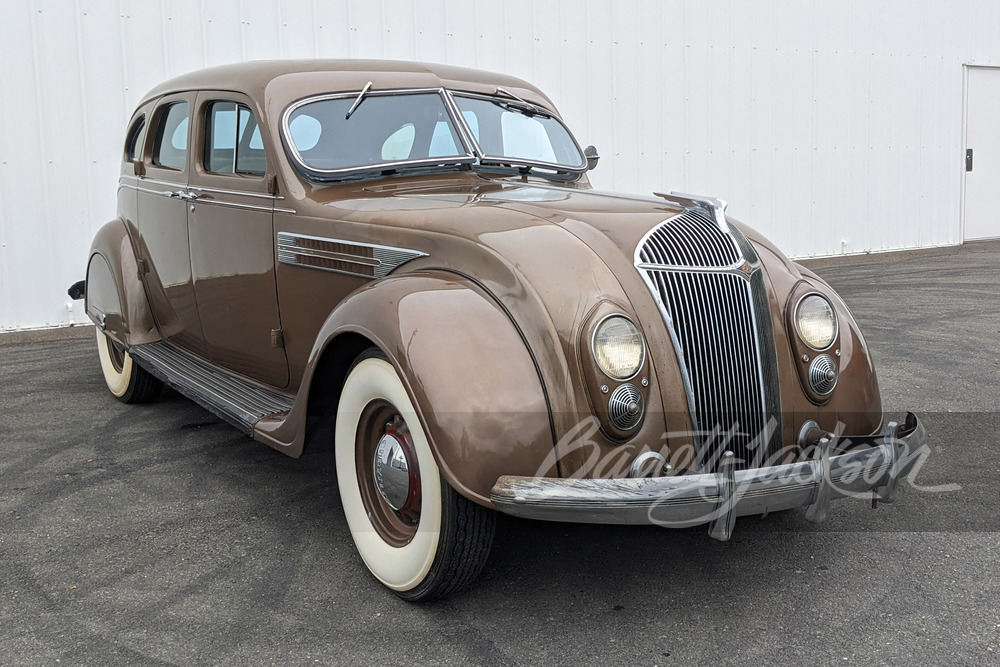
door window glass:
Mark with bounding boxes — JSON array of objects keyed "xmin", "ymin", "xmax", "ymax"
[
  {"xmin": 125, "ymin": 116, "xmax": 145, "ymax": 163},
  {"xmin": 205, "ymin": 101, "xmax": 266, "ymax": 176},
  {"xmin": 153, "ymin": 102, "xmax": 189, "ymax": 170}
]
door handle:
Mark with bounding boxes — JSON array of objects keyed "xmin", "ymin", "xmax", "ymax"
[{"xmin": 176, "ymin": 191, "xmax": 199, "ymax": 201}]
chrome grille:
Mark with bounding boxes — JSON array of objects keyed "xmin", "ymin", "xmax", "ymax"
[
  {"xmin": 637, "ymin": 204, "xmax": 782, "ymax": 471},
  {"xmin": 637, "ymin": 208, "xmax": 740, "ymax": 268}
]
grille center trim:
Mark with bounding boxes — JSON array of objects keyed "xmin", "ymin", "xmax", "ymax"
[{"xmin": 637, "ymin": 192, "xmax": 782, "ymax": 471}]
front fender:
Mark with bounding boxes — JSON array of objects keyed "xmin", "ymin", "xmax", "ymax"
[
  {"xmin": 86, "ymin": 219, "xmax": 158, "ymax": 346},
  {"xmin": 256, "ymin": 270, "xmax": 555, "ymax": 507}
]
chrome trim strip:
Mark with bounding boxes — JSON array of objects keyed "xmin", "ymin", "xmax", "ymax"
[
  {"xmin": 187, "ymin": 184, "xmax": 281, "ymax": 200},
  {"xmin": 636, "ymin": 262, "xmax": 759, "ymax": 279},
  {"xmin": 276, "ymin": 232, "xmax": 426, "ymax": 279},
  {"xmin": 121, "ymin": 176, "xmax": 282, "ymax": 201},
  {"xmin": 120, "ymin": 183, "xmax": 293, "ymax": 213},
  {"xmin": 190, "ymin": 198, "xmax": 275, "ymax": 213}
]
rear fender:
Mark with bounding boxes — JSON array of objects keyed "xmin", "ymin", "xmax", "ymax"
[{"xmin": 85, "ymin": 219, "xmax": 158, "ymax": 346}]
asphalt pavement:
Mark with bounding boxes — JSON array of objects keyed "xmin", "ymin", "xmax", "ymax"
[{"xmin": 2, "ymin": 241, "xmax": 999, "ymax": 665}]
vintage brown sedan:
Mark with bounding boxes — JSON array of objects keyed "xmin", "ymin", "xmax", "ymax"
[{"xmin": 76, "ymin": 60, "xmax": 925, "ymax": 601}]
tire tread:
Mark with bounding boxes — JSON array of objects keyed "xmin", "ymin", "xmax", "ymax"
[{"xmin": 397, "ymin": 481, "xmax": 496, "ymax": 602}]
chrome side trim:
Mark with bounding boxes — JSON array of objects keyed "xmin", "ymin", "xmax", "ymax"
[
  {"xmin": 187, "ymin": 184, "xmax": 282, "ymax": 200},
  {"xmin": 120, "ymin": 182, "xmax": 294, "ymax": 214},
  {"xmin": 121, "ymin": 176, "xmax": 282, "ymax": 201},
  {"xmin": 191, "ymin": 198, "xmax": 275, "ymax": 214},
  {"xmin": 276, "ymin": 232, "xmax": 426, "ymax": 279}
]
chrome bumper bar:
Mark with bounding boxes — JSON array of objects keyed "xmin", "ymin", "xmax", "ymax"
[{"xmin": 490, "ymin": 414, "xmax": 926, "ymax": 541}]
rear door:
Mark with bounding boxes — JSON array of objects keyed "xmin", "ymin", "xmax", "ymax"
[
  {"xmin": 135, "ymin": 93, "xmax": 207, "ymax": 355},
  {"xmin": 186, "ymin": 92, "xmax": 288, "ymax": 388}
]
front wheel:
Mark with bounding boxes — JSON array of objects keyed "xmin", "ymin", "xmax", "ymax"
[
  {"xmin": 335, "ymin": 351, "xmax": 495, "ymax": 601},
  {"xmin": 96, "ymin": 329, "xmax": 162, "ymax": 404}
]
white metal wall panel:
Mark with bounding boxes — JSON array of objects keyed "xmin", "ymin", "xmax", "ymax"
[{"xmin": 2, "ymin": 0, "xmax": 998, "ymax": 331}]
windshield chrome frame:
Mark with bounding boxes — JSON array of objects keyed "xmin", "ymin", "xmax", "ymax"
[
  {"xmin": 446, "ymin": 91, "xmax": 588, "ymax": 174},
  {"xmin": 280, "ymin": 87, "xmax": 477, "ymax": 179}
]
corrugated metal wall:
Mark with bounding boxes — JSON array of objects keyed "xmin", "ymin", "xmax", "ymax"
[{"xmin": 2, "ymin": 0, "xmax": 998, "ymax": 331}]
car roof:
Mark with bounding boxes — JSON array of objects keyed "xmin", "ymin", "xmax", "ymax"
[{"xmin": 139, "ymin": 59, "xmax": 559, "ymax": 114}]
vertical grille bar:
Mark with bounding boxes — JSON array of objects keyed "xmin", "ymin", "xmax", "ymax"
[{"xmin": 636, "ymin": 207, "xmax": 783, "ymax": 471}]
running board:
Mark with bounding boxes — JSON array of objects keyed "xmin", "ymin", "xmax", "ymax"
[{"xmin": 130, "ymin": 341, "xmax": 294, "ymax": 435}]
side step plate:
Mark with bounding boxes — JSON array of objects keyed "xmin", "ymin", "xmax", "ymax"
[{"xmin": 130, "ymin": 341, "xmax": 294, "ymax": 435}]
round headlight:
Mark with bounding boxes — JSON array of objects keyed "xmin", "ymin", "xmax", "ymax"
[
  {"xmin": 592, "ymin": 316, "xmax": 645, "ymax": 380},
  {"xmin": 795, "ymin": 294, "xmax": 838, "ymax": 350}
]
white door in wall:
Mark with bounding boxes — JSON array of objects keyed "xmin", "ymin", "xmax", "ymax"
[{"xmin": 965, "ymin": 67, "xmax": 1000, "ymax": 241}]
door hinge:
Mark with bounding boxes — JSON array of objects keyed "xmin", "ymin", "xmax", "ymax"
[
  {"xmin": 137, "ymin": 258, "xmax": 149, "ymax": 276},
  {"xmin": 966, "ymin": 148, "xmax": 974, "ymax": 172},
  {"xmin": 268, "ymin": 174, "xmax": 279, "ymax": 197},
  {"xmin": 270, "ymin": 328, "xmax": 284, "ymax": 348}
]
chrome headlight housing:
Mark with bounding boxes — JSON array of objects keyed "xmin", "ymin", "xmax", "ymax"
[
  {"xmin": 592, "ymin": 315, "xmax": 645, "ymax": 380},
  {"xmin": 794, "ymin": 294, "xmax": 838, "ymax": 350}
]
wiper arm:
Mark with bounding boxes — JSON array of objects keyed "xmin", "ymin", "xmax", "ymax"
[
  {"xmin": 494, "ymin": 87, "xmax": 550, "ymax": 119},
  {"xmin": 345, "ymin": 81, "xmax": 373, "ymax": 120},
  {"xmin": 495, "ymin": 86, "xmax": 529, "ymax": 106}
]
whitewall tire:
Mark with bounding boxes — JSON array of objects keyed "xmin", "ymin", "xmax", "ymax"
[
  {"xmin": 335, "ymin": 351, "xmax": 495, "ymax": 601},
  {"xmin": 96, "ymin": 329, "xmax": 162, "ymax": 404}
]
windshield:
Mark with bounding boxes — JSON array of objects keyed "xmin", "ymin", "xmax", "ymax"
[
  {"xmin": 451, "ymin": 94, "xmax": 586, "ymax": 171},
  {"xmin": 283, "ymin": 91, "xmax": 472, "ymax": 176}
]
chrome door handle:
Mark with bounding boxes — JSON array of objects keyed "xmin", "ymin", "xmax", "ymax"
[{"xmin": 176, "ymin": 191, "xmax": 199, "ymax": 201}]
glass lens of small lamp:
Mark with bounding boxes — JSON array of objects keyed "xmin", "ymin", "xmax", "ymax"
[
  {"xmin": 594, "ymin": 317, "xmax": 643, "ymax": 379},
  {"xmin": 796, "ymin": 296, "xmax": 836, "ymax": 349}
]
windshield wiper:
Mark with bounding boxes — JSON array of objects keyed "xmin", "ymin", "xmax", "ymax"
[
  {"xmin": 493, "ymin": 87, "xmax": 547, "ymax": 118},
  {"xmin": 345, "ymin": 81, "xmax": 373, "ymax": 120},
  {"xmin": 495, "ymin": 86, "xmax": 529, "ymax": 107}
]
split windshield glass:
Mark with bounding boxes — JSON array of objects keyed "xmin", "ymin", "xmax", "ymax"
[
  {"xmin": 284, "ymin": 91, "xmax": 471, "ymax": 176},
  {"xmin": 451, "ymin": 94, "xmax": 586, "ymax": 171}
]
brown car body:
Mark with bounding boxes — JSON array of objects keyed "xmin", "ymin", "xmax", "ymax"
[{"xmin": 81, "ymin": 60, "xmax": 924, "ymax": 600}]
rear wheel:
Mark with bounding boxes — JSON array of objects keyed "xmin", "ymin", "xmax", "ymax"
[
  {"xmin": 96, "ymin": 329, "xmax": 162, "ymax": 403},
  {"xmin": 335, "ymin": 351, "xmax": 495, "ymax": 602}
]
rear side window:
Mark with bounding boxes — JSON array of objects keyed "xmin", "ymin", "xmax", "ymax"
[
  {"xmin": 124, "ymin": 116, "xmax": 145, "ymax": 163},
  {"xmin": 205, "ymin": 101, "xmax": 266, "ymax": 176},
  {"xmin": 153, "ymin": 102, "xmax": 189, "ymax": 170}
]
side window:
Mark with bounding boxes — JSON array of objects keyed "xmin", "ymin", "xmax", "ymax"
[
  {"xmin": 124, "ymin": 116, "xmax": 145, "ymax": 163},
  {"xmin": 205, "ymin": 101, "xmax": 266, "ymax": 176},
  {"xmin": 153, "ymin": 102, "xmax": 189, "ymax": 170}
]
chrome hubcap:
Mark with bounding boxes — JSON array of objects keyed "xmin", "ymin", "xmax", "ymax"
[{"xmin": 373, "ymin": 432, "xmax": 411, "ymax": 511}]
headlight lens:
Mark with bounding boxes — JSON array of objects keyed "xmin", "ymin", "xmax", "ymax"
[
  {"xmin": 593, "ymin": 316, "xmax": 645, "ymax": 379},
  {"xmin": 795, "ymin": 294, "xmax": 838, "ymax": 350}
]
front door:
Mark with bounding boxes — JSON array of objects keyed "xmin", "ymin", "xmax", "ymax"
[
  {"xmin": 136, "ymin": 94, "xmax": 207, "ymax": 356},
  {"xmin": 187, "ymin": 92, "xmax": 288, "ymax": 388},
  {"xmin": 965, "ymin": 66, "xmax": 1000, "ymax": 241}
]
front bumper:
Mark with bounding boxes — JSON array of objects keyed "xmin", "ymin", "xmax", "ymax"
[{"xmin": 490, "ymin": 414, "xmax": 926, "ymax": 541}]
